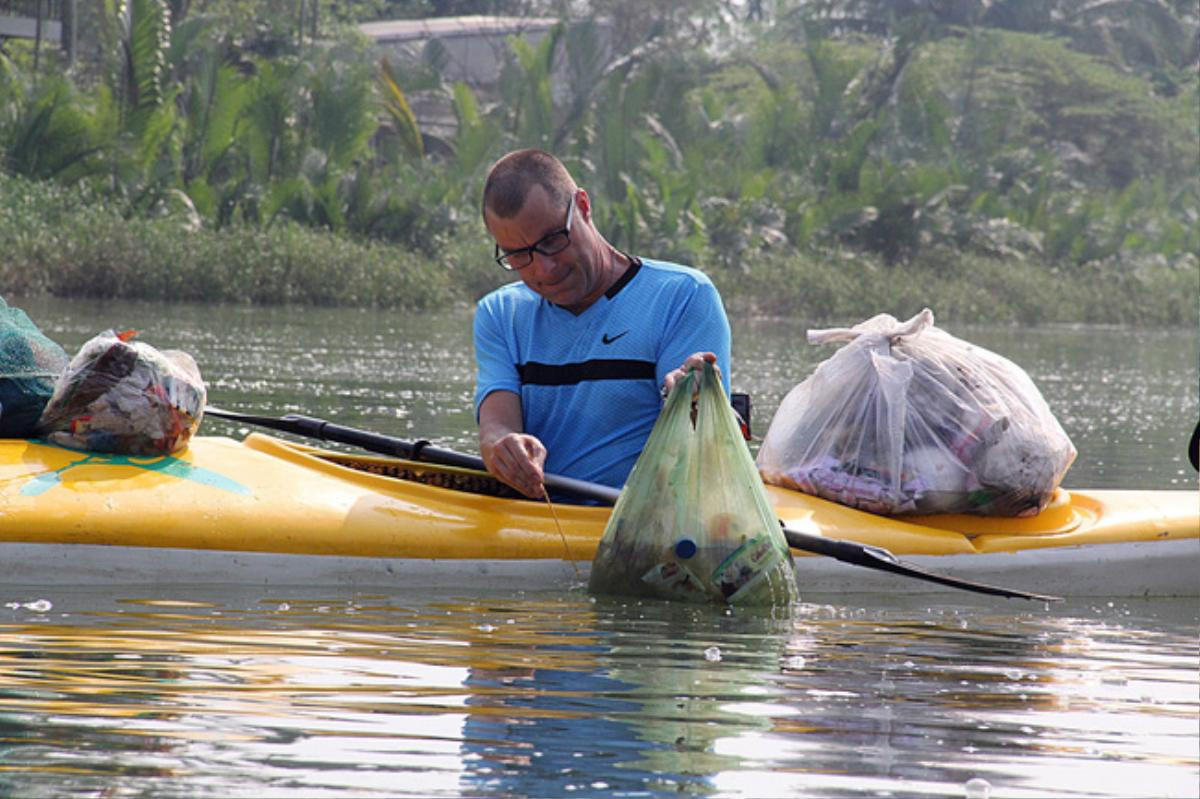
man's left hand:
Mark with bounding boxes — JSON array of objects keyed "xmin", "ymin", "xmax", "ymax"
[{"xmin": 662, "ymin": 351, "xmax": 719, "ymax": 398}]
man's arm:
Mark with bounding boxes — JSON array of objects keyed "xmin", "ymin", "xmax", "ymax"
[
  {"xmin": 474, "ymin": 295, "xmax": 546, "ymax": 498},
  {"xmin": 656, "ymin": 276, "xmax": 732, "ymax": 397},
  {"xmin": 478, "ymin": 390, "xmax": 547, "ymax": 499}
]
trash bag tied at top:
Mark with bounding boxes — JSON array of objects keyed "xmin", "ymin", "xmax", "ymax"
[
  {"xmin": 37, "ymin": 330, "xmax": 206, "ymax": 456},
  {"xmin": 589, "ymin": 361, "xmax": 797, "ymax": 606},
  {"xmin": 756, "ymin": 309, "xmax": 1076, "ymax": 517}
]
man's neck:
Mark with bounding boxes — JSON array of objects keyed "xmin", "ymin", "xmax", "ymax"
[{"xmin": 562, "ymin": 247, "xmax": 629, "ymax": 314}]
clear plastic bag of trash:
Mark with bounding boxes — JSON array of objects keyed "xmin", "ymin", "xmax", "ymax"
[
  {"xmin": 0, "ymin": 297, "xmax": 69, "ymax": 438},
  {"xmin": 756, "ymin": 309, "xmax": 1076, "ymax": 517},
  {"xmin": 589, "ymin": 361, "xmax": 798, "ymax": 605},
  {"xmin": 37, "ymin": 330, "xmax": 206, "ymax": 456}
]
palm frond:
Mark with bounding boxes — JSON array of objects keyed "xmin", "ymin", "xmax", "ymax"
[
  {"xmin": 123, "ymin": 0, "xmax": 173, "ymax": 136},
  {"xmin": 379, "ymin": 58, "xmax": 424, "ymax": 160}
]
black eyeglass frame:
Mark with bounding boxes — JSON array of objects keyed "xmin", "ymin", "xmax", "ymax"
[{"xmin": 493, "ymin": 195, "xmax": 576, "ymax": 271}]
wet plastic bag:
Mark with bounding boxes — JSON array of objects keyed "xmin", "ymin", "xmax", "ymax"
[
  {"xmin": 37, "ymin": 330, "xmax": 207, "ymax": 456},
  {"xmin": 756, "ymin": 309, "xmax": 1076, "ymax": 517},
  {"xmin": 589, "ymin": 361, "xmax": 798, "ymax": 605},
  {"xmin": 0, "ymin": 298, "xmax": 69, "ymax": 438}
]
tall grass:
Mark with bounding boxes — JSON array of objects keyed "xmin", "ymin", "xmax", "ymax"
[
  {"xmin": 717, "ymin": 247, "xmax": 1198, "ymax": 326},
  {"xmin": 4, "ymin": 173, "xmax": 1194, "ymax": 325},
  {"xmin": 0, "ymin": 174, "xmax": 458, "ymax": 308}
]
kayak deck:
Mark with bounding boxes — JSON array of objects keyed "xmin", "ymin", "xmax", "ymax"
[{"xmin": 0, "ymin": 433, "xmax": 1196, "ymax": 594}]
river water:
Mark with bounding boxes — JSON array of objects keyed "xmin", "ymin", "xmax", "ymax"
[{"xmin": 2, "ymin": 296, "xmax": 1197, "ymax": 798}]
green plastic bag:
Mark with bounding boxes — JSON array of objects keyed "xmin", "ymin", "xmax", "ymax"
[{"xmin": 588, "ymin": 362, "xmax": 798, "ymax": 606}]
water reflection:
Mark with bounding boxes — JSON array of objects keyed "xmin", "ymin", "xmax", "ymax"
[
  {"xmin": 456, "ymin": 630, "xmax": 672, "ymax": 795},
  {"xmin": 0, "ymin": 588, "xmax": 1194, "ymax": 798},
  {"xmin": 454, "ymin": 599, "xmax": 793, "ymax": 797}
]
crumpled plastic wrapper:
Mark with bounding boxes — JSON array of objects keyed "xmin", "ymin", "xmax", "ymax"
[
  {"xmin": 37, "ymin": 330, "xmax": 206, "ymax": 456},
  {"xmin": 756, "ymin": 309, "xmax": 1076, "ymax": 517}
]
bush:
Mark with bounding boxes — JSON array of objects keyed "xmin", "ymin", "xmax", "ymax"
[
  {"xmin": 715, "ymin": 246, "xmax": 1198, "ymax": 327},
  {"xmin": 0, "ymin": 173, "xmax": 459, "ymax": 309},
  {"xmin": 4, "ymin": 172, "xmax": 1195, "ymax": 326}
]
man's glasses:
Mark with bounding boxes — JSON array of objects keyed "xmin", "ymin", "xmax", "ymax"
[{"xmin": 494, "ymin": 196, "xmax": 575, "ymax": 270}]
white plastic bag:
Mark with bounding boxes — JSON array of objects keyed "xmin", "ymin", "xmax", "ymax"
[
  {"xmin": 37, "ymin": 330, "xmax": 206, "ymax": 456},
  {"xmin": 756, "ymin": 309, "xmax": 1076, "ymax": 517}
]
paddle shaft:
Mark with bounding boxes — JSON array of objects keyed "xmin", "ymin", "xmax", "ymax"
[
  {"xmin": 780, "ymin": 526, "xmax": 1058, "ymax": 601},
  {"xmin": 204, "ymin": 406, "xmax": 1057, "ymax": 601},
  {"xmin": 204, "ymin": 407, "xmax": 619, "ymax": 504}
]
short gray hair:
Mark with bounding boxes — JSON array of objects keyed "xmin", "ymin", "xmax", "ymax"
[{"xmin": 482, "ymin": 149, "xmax": 575, "ymax": 219}]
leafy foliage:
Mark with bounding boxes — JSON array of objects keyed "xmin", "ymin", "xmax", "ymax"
[
  {"xmin": 0, "ymin": 0, "xmax": 1195, "ymax": 322},
  {"xmin": 0, "ymin": 59, "xmax": 112, "ymax": 180}
]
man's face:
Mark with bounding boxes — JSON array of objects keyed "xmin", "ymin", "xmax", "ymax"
[{"xmin": 485, "ymin": 186, "xmax": 606, "ymax": 313}]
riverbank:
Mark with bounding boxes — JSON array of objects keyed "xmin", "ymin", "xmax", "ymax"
[{"xmin": 2, "ymin": 176, "xmax": 1195, "ymax": 326}]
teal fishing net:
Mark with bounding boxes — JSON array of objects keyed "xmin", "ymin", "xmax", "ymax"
[{"xmin": 0, "ymin": 298, "xmax": 69, "ymax": 438}]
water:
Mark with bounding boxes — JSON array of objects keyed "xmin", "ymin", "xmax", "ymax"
[
  {"xmin": 2, "ymin": 589, "xmax": 1196, "ymax": 798},
  {"xmin": 3, "ymin": 296, "xmax": 1198, "ymax": 797},
  {"xmin": 17, "ymin": 296, "xmax": 1199, "ymax": 489}
]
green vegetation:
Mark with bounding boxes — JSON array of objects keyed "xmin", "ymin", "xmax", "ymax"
[
  {"xmin": 0, "ymin": 174, "xmax": 464, "ymax": 307},
  {"xmin": 1, "ymin": 0, "xmax": 1196, "ymax": 325}
]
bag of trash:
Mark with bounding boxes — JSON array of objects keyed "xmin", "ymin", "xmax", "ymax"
[
  {"xmin": 756, "ymin": 309, "xmax": 1076, "ymax": 517},
  {"xmin": 589, "ymin": 361, "xmax": 798, "ymax": 606},
  {"xmin": 37, "ymin": 330, "xmax": 207, "ymax": 456},
  {"xmin": 0, "ymin": 298, "xmax": 69, "ymax": 438}
]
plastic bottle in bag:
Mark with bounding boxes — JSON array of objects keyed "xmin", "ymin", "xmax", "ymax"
[{"xmin": 589, "ymin": 362, "xmax": 798, "ymax": 605}]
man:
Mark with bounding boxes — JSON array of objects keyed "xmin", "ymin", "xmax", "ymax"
[{"xmin": 474, "ymin": 149, "xmax": 731, "ymax": 498}]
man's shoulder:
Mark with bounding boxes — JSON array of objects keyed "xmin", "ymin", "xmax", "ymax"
[
  {"xmin": 634, "ymin": 257, "xmax": 719, "ymax": 292},
  {"xmin": 477, "ymin": 280, "xmax": 540, "ymax": 312}
]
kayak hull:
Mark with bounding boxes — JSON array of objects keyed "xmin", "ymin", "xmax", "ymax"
[
  {"xmin": 1, "ymin": 538, "xmax": 1195, "ymax": 598},
  {"xmin": 1, "ymin": 434, "xmax": 1196, "ymax": 596}
]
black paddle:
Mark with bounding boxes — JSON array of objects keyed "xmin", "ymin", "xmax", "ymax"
[
  {"xmin": 203, "ymin": 406, "xmax": 1059, "ymax": 601},
  {"xmin": 204, "ymin": 406, "xmax": 617, "ymax": 504},
  {"xmin": 1189, "ymin": 419, "xmax": 1199, "ymax": 472}
]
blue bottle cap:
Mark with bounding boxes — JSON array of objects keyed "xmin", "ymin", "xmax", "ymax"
[{"xmin": 675, "ymin": 538, "xmax": 697, "ymax": 559}]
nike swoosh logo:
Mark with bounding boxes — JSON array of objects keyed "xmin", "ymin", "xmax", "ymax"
[{"xmin": 601, "ymin": 330, "xmax": 629, "ymax": 345}]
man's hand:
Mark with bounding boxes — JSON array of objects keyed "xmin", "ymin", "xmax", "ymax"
[
  {"xmin": 481, "ymin": 431, "xmax": 547, "ymax": 499},
  {"xmin": 662, "ymin": 351, "xmax": 720, "ymax": 399},
  {"xmin": 478, "ymin": 390, "xmax": 546, "ymax": 499}
]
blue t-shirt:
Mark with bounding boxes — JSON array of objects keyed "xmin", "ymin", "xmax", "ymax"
[{"xmin": 473, "ymin": 257, "xmax": 731, "ymax": 489}]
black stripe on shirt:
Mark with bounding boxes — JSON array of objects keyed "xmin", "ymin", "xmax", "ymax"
[{"xmin": 518, "ymin": 358, "xmax": 656, "ymax": 386}]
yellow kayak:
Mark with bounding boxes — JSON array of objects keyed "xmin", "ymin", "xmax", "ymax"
[{"xmin": 0, "ymin": 433, "xmax": 1196, "ymax": 596}]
